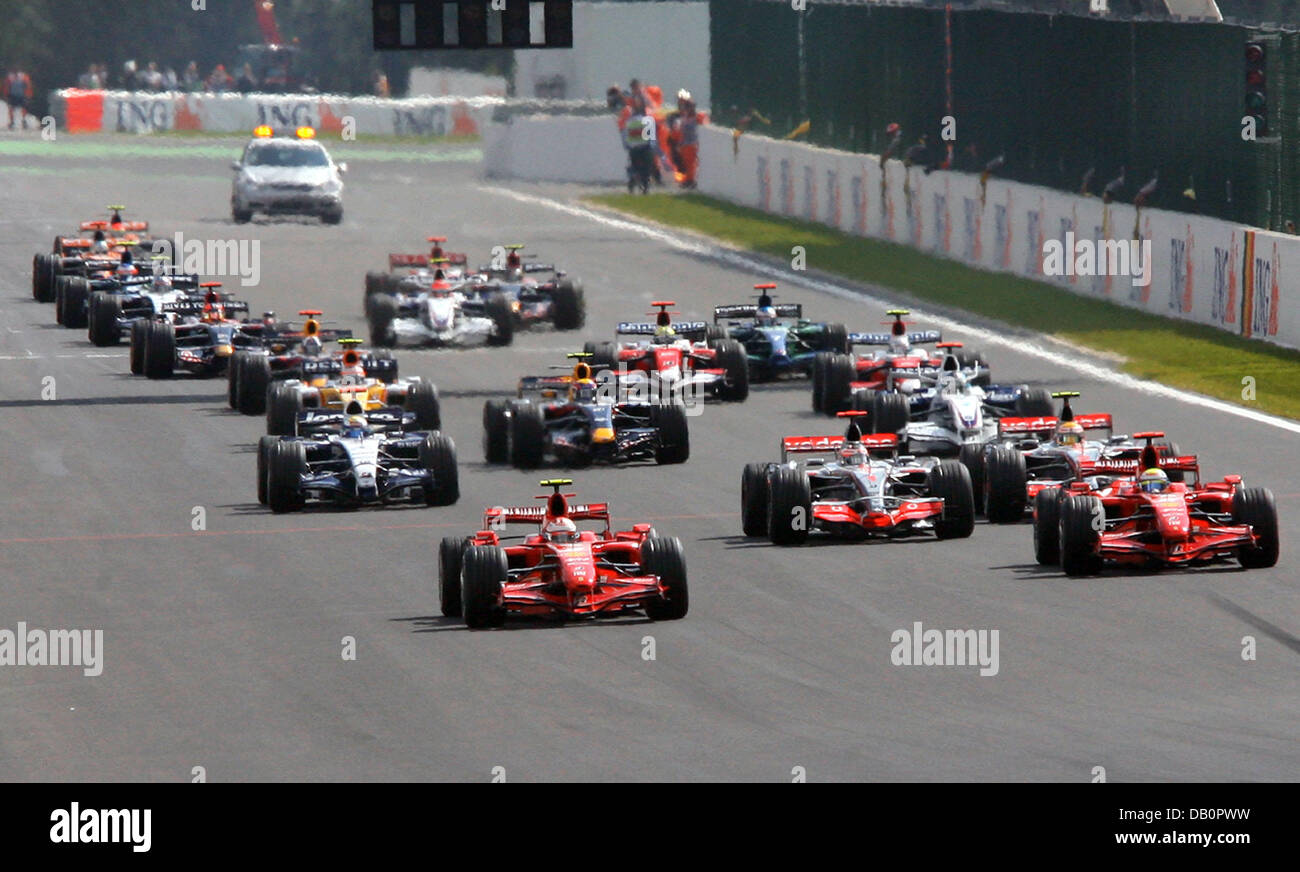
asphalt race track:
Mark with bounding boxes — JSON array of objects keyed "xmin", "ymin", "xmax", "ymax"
[{"xmin": 1, "ymin": 135, "xmax": 1296, "ymax": 782}]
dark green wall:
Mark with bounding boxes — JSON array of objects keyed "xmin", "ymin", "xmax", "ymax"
[{"xmin": 711, "ymin": 1, "xmax": 1297, "ymax": 229}]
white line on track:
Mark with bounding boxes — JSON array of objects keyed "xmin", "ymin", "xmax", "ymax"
[{"xmin": 480, "ymin": 185, "xmax": 1300, "ymax": 437}]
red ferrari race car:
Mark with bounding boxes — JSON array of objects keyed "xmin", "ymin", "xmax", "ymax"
[
  {"xmin": 812, "ymin": 309, "xmax": 990, "ymax": 415},
  {"xmin": 742, "ymin": 412, "xmax": 975, "ymax": 545},
  {"xmin": 1031, "ymin": 433, "xmax": 1278, "ymax": 575},
  {"xmin": 980, "ymin": 392, "xmax": 1186, "ymax": 521},
  {"xmin": 438, "ymin": 479, "xmax": 688, "ymax": 628},
  {"xmin": 583, "ymin": 301, "xmax": 748, "ymax": 403}
]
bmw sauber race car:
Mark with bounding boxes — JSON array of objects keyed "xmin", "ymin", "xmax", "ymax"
[
  {"xmin": 851, "ymin": 347, "xmax": 1055, "ymax": 460},
  {"xmin": 54, "ymin": 248, "xmax": 161, "ymax": 329},
  {"xmin": 130, "ymin": 289, "xmax": 260, "ymax": 379},
  {"xmin": 438, "ymin": 478, "xmax": 687, "ymax": 628},
  {"xmin": 481, "ymin": 354, "xmax": 690, "ymax": 468},
  {"xmin": 813, "ymin": 309, "xmax": 990, "ymax": 415},
  {"xmin": 1030, "ymin": 434, "xmax": 1277, "ymax": 575},
  {"xmin": 364, "ymin": 235, "xmax": 470, "ymax": 298},
  {"xmin": 230, "ymin": 126, "xmax": 345, "ymax": 224},
  {"xmin": 714, "ymin": 284, "xmax": 849, "ymax": 380},
  {"xmin": 264, "ymin": 338, "xmax": 440, "ymax": 435},
  {"xmin": 741, "ymin": 412, "xmax": 975, "ymax": 545},
  {"xmin": 583, "ymin": 301, "xmax": 749, "ymax": 403},
  {"xmin": 257, "ymin": 402, "xmax": 458, "ymax": 513},
  {"xmin": 364, "ymin": 265, "xmax": 513, "ymax": 348}
]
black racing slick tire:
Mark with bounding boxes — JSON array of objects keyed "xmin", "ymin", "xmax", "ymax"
[
  {"xmin": 367, "ymin": 295, "xmax": 398, "ymax": 348},
  {"xmin": 1233, "ymin": 486, "xmax": 1279, "ymax": 569},
  {"xmin": 88, "ymin": 292, "xmax": 121, "ymax": 346},
  {"xmin": 984, "ymin": 445, "xmax": 1028, "ymax": 523},
  {"xmin": 266, "ymin": 384, "xmax": 302, "ymax": 436},
  {"xmin": 419, "ymin": 432, "xmax": 459, "ymax": 506},
  {"xmin": 1015, "ymin": 387, "xmax": 1055, "ymax": 418},
  {"xmin": 405, "ymin": 380, "xmax": 441, "ymax": 431},
  {"xmin": 715, "ymin": 339, "xmax": 749, "ymax": 402},
  {"xmin": 929, "ymin": 460, "xmax": 975, "ymax": 539},
  {"xmin": 143, "ymin": 321, "xmax": 175, "ymax": 380},
  {"xmin": 484, "ymin": 293, "xmax": 514, "ymax": 347},
  {"xmin": 822, "ymin": 354, "xmax": 856, "ymax": 416},
  {"xmin": 822, "ymin": 323, "xmax": 850, "ymax": 354},
  {"xmin": 129, "ymin": 320, "xmax": 148, "ymax": 375},
  {"xmin": 767, "ymin": 465, "xmax": 812, "ymax": 546},
  {"xmin": 651, "ymin": 402, "xmax": 690, "ymax": 464},
  {"xmin": 1033, "ymin": 487, "xmax": 1062, "ymax": 566},
  {"xmin": 482, "ymin": 399, "xmax": 510, "ymax": 464},
  {"xmin": 870, "ymin": 390, "xmax": 910, "ymax": 435},
  {"xmin": 741, "ymin": 462, "xmax": 770, "ymax": 537},
  {"xmin": 641, "ymin": 536, "xmax": 689, "ymax": 621},
  {"xmin": 550, "ymin": 278, "xmax": 585, "ymax": 330},
  {"xmin": 1059, "ymin": 495, "xmax": 1104, "ymax": 576},
  {"xmin": 439, "ymin": 536, "xmax": 471, "ymax": 618},
  {"xmin": 237, "ymin": 354, "xmax": 272, "ymax": 416},
  {"xmin": 266, "ymin": 441, "xmax": 307, "ymax": 514},
  {"xmin": 958, "ymin": 443, "xmax": 987, "ymax": 515},
  {"xmin": 256, "ymin": 435, "xmax": 278, "ymax": 506},
  {"xmin": 461, "ymin": 545, "xmax": 508, "ymax": 629},
  {"xmin": 508, "ymin": 401, "xmax": 546, "ymax": 469}
]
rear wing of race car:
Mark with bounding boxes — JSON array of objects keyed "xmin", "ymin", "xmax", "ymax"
[
  {"xmin": 848, "ymin": 330, "xmax": 943, "ymax": 346},
  {"xmin": 1085, "ymin": 454, "xmax": 1201, "ymax": 478},
  {"xmin": 1073, "ymin": 413, "xmax": 1113, "ymax": 431},
  {"xmin": 714, "ymin": 303, "xmax": 802, "ymax": 322},
  {"xmin": 296, "ymin": 406, "xmax": 409, "ymax": 434},
  {"xmin": 165, "ymin": 299, "xmax": 251, "ymax": 316},
  {"xmin": 997, "ymin": 416, "xmax": 1058, "ymax": 437},
  {"xmin": 482, "ymin": 502, "xmax": 611, "ymax": 527},
  {"xmin": 616, "ymin": 321, "xmax": 709, "ymax": 336},
  {"xmin": 388, "ymin": 252, "xmax": 468, "ymax": 269},
  {"xmin": 517, "ymin": 374, "xmax": 574, "ymax": 396},
  {"xmin": 80, "ymin": 220, "xmax": 149, "ymax": 232},
  {"xmin": 780, "ymin": 433, "xmax": 897, "ymax": 461}
]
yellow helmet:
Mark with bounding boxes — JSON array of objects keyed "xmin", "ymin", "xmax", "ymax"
[{"xmin": 1138, "ymin": 468, "xmax": 1169, "ymax": 494}]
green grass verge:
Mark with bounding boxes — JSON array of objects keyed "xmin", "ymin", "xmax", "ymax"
[{"xmin": 587, "ymin": 192, "xmax": 1300, "ymax": 421}]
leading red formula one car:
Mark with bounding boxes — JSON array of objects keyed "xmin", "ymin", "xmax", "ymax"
[
  {"xmin": 438, "ymin": 479, "xmax": 688, "ymax": 628},
  {"xmin": 1033, "ymin": 433, "xmax": 1279, "ymax": 575}
]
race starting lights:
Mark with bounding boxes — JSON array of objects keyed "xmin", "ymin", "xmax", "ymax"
[
  {"xmin": 1245, "ymin": 40, "xmax": 1268, "ymax": 138},
  {"xmin": 373, "ymin": 1, "xmax": 572, "ymax": 50}
]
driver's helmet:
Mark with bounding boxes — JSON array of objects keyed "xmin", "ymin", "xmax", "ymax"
[
  {"xmin": 571, "ymin": 378, "xmax": 597, "ymax": 403},
  {"xmin": 301, "ymin": 335, "xmax": 323, "ymax": 356},
  {"xmin": 91, "ymin": 238, "xmax": 110, "ymax": 255},
  {"xmin": 116, "ymin": 261, "xmax": 138, "ymax": 277},
  {"xmin": 342, "ymin": 414, "xmax": 370, "ymax": 439},
  {"xmin": 543, "ymin": 516, "xmax": 578, "ymax": 543},
  {"xmin": 888, "ymin": 334, "xmax": 911, "ymax": 356},
  {"xmin": 654, "ymin": 324, "xmax": 676, "ymax": 342},
  {"xmin": 838, "ymin": 442, "xmax": 869, "ymax": 467},
  {"xmin": 756, "ymin": 305, "xmax": 778, "ymax": 326},
  {"xmin": 1056, "ymin": 421, "xmax": 1084, "ymax": 446},
  {"xmin": 150, "ymin": 274, "xmax": 173, "ymax": 293},
  {"xmin": 341, "ymin": 361, "xmax": 366, "ymax": 380},
  {"xmin": 1138, "ymin": 468, "xmax": 1169, "ymax": 494},
  {"xmin": 505, "ymin": 251, "xmax": 522, "ymax": 270},
  {"xmin": 946, "ymin": 371, "xmax": 969, "ymax": 393}
]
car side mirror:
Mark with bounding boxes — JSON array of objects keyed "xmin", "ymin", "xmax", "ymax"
[
  {"xmin": 337, "ymin": 162, "xmax": 348, "ymax": 173},
  {"xmin": 230, "ymin": 161, "xmax": 242, "ymax": 171}
]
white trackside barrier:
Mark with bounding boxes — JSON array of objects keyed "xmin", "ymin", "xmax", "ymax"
[{"xmin": 482, "ymin": 112, "xmax": 1299, "ymax": 349}]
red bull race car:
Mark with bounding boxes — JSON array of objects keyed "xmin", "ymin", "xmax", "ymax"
[{"xmin": 438, "ymin": 479, "xmax": 688, "ymax": 627}]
